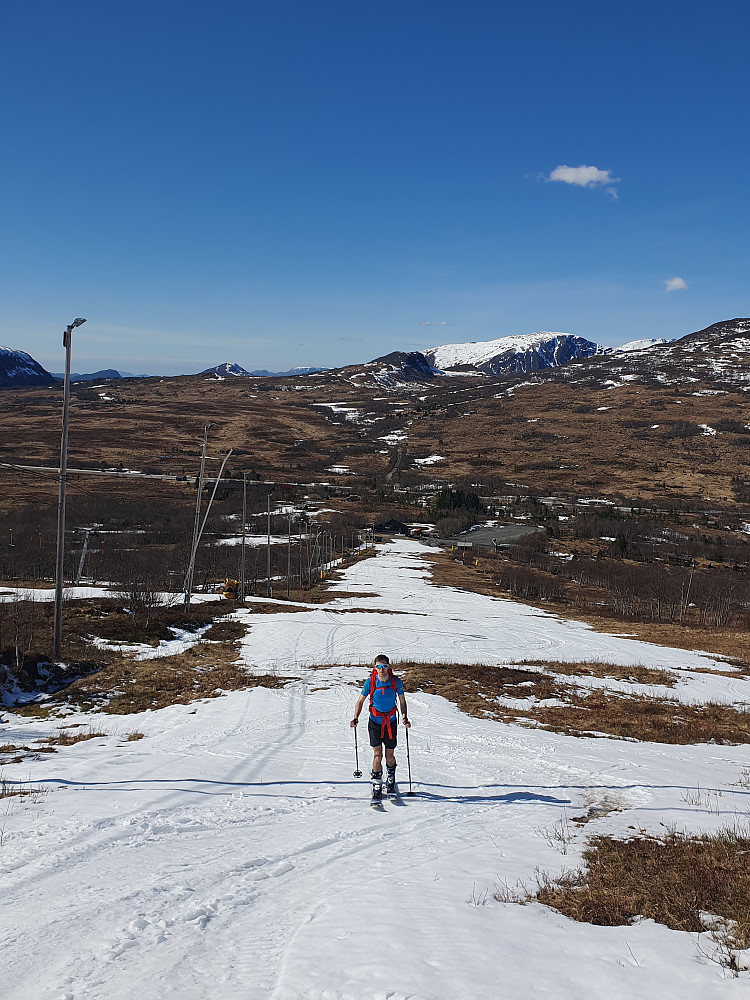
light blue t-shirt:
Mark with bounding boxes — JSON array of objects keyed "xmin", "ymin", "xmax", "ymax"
[{"xmin": 362, "ymin": 673, "xmax": 404, "ymax": 721}]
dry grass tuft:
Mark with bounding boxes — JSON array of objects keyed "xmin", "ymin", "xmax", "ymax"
[
  {"xmin": 521, "ymin": 828, "xmax": 750, "ymax": 972},
  {"xmin": 40, "ymin": 726, "xmax": 108, "ymax": 747},
  {"xmin": 0, "ymin": 772, "xmax": 47, "ymax": 800}
]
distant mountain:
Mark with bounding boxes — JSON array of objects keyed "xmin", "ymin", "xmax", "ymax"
[
  {"xmin": 0, "ymin": 347, "xmax": 57, "ymax": 388},
  {"xmin": 51, "ymin": 368, "xmax": 135, "ymax": 382},
  {"xmin": 201, "ymin": 363, "xmax": 252, "ymax": 377},
  {"xmin": 424, "ymin": 332, "xmax": 605, "ymax": 376},
  {"xmin": 616, "ymin": 338, "xmax": 674, "ymax": 353},
  {"xmin": 200, "ymin": 363, "xmax": 327, "ymax": 378},
  {"xmin": 249, "ymin": 366, "xmax": 327, "ymax": 377}
]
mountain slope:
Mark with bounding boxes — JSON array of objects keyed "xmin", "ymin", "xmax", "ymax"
[
  {"xmin": 200, "ymin": 362, "xmax": 252, "ymax": 377},
  {"xmin": 517, "ymin": 318, "xmax": 750, "ymax": 392},
  {"xmin": 0, "ymin": 347, "xmax": 57, "ymax": 388},
  {"xmin": 425, "ymin": 332, "xmax": 605, "ymax": 375}
]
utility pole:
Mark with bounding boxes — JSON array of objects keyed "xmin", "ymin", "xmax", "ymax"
[
  {"xmin": 184, "ymin": 423, "xmax": 212, "ymax": 611},
  {"xmin": 266, "ymin": 488, "xmax": 272, "ymax": 598},
  {"xmin": 53, "ymin": 317, "xmax": 86, "ymax": 661},
  {"xmin": 287, "ymin": 514, "xmax": 291, "ymax": 598},
  {"xmin": 75, "ymin": 528, "xmax": 93, "ymax": 585},
  {"xmin": 240, "ymin": 472, "xmax": 247, "ymax": 602}
]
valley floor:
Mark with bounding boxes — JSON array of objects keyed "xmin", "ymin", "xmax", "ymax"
[{"xmin": 2, "ymin": 540, "xmax": 749, "ymax": 999}]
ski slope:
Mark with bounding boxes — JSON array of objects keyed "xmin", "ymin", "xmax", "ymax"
[{"xmin": 2, "ymin": 540, "xmax": 749, "ymax": 999}]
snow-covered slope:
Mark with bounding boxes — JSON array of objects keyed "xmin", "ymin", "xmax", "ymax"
[
  {"xmin": 0, "ymin": 346, "xmax": 57, "ymax": 388},
  {"xmin": 528, "ymin": 318, "xmax": 750, "ymax": 392},
  {"xmin": 616, "ymin": 337, "xmax": 673, "ymax": 352},
  {"xmin": 2, "ymin": 539, "xmax": 749, "ymax": 999},
  {"xmin": 425, "ymin": 332, "xmax": 605, "ymax": 375}
]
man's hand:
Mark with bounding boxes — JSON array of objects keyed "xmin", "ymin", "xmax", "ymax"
[
  {"xmin": 403, "ymin": 717, "xmax": 411, "ymax": 729},
  {"xmin": 350, "ymin": 717, "xmax": 359, "ymax": 728}
]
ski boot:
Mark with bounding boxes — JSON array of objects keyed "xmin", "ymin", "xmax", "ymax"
[
  {"xmin": 385, "ymin": 763, "xmax": 396, "ymax": 795},
  {"xmin": 371, "ymin": 769, "xmax": 383, "ymax": 800}
]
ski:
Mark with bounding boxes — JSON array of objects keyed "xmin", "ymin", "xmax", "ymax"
[{"xmin": 386, "ymin": 782, "xmax": 405, "ymax": 804}]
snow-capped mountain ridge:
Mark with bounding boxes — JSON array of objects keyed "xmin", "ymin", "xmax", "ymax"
[{"xmin": 425, "ymin": 332, "xmax": 605, "ymax": 376}]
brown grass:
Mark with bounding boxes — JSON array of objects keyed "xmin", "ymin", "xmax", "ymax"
[
  {"xmin": 528, "ymin": 690, "xmax": 750, "ymax": 744},
  {"xmin": 422, "ymin": 549, "xmax": 501, "ymax": 598},
  {"xmin": 39, "ymin": 726, "xmax": 108, "ymax": 746},
  {"xmin": 518, "ymin": 828, "xmax": 750, "ymax": 969},
  {"xmin": 399, "ymin": 661, "xmax": 558, "ymax": 717},
  {"xmin": 1, "ymin": 361, "xmax": 748, "ymax": 511},
  {"xmin": 395, "ymin": 660, "xmax": 750, "ymax": 744},
  {"xmin": 518, "ymin": 658, "xmax": 677, "ymax": 686},
  {"xmin": 61, "ymin": 640, "xmax": 292, "ymax": 715}
]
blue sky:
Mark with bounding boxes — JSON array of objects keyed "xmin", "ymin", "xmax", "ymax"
[{"xmin": 1, "ymin": 1, "xmax": 747, "ymax": 375}]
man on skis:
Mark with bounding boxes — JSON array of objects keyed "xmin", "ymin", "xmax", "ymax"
[{"xmin": 350, "ymin": 654, "xmax": 410, "ymax": 795}]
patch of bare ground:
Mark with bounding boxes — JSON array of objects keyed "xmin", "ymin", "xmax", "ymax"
[
  {"xmin": 502, "ymin": 828, "xmax": 750, "ymax": 973},
  {"xmin": 397, "ymin": 661, "xmax": 750, "ymax": 744},
  {"xmin": 517, "ymin": 659, "xmax": 677, "ymax": 686},
  {"xmin": 57, "ymin": 641, "xmax": 294, "ymax": 715},
  {"xmin": 526, "ymin": 690, "xmax": 750, "ymax": 744},
  {"xmin": 65, "ymin": 599, "xmax": 235, "ymax": 646},
  {"xmin": 423, "ymin": 549, "xmax": 750, "ymax": 668},
  {"xmin": 400, "ymin": 662, "xmax": 559, "ymax": 716},
  {"xmin": 422, "ymin": 549, "xmax": 500, "ymax": 598}
]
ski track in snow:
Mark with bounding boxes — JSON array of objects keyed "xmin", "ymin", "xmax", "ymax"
[{"xmin": 2, "ymin": 540, "xmax": 749, "ymax": 999}]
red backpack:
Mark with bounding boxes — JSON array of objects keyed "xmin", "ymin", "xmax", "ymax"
[{"xmin": 369, "ymin": 666, "xmax": 398, "ymax": 739}]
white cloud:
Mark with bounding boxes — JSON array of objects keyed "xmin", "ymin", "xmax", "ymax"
[
  {"xmin": 664, "ymin": 277, "xmax": 688, "ymax": 292},
  {"xmin": 547, "ymin": 164, "xmax": 620, "ymax": 192},
  {"xmin": 419, "ymin": 321, "xmax": 448, "ymax": 326}
]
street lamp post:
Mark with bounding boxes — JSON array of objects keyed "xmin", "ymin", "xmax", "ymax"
[{"xmin": 53, "ymin": 317, "xmax": 86, "ymax": 661}]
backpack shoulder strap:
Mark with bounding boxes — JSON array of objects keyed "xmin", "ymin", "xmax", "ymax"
[{"xmin": 369, "ymin": 667, "xmax": 378, "ymax": 707}]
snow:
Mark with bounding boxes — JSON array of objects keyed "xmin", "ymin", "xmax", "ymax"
[
  {"xmin": 216, "ymin": 534, "xmax": 308, "ymax": 547},
  {"xmin": 0, "ymin": 586, "xmax": 218, "ymax": 605},
  {"xmin": 2, "ymin": 539, "xmax": 750, "ymax": 998},
  {"xmin": 616, "ymin": 338, "xmax": 673, "ymax": 352},
  {"xmin": 412, "ymin": 455, "xmax": 445, "ymax": 465},
  {"xmin": 428, "ymin": 332, "xmax": 574, "ymax": 369},
  {"xmin": 91, "ymin": 624, "xmax": 213, "ymax": 660}
]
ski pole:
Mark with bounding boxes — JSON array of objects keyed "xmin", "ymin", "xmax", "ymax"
[
  {"xmin": 405, "ymin": 725, "xmax": 414, "ymax": 795},
  {"xmin": 353, "ymin": 723, "xmax": 362, "ymax": 778}
]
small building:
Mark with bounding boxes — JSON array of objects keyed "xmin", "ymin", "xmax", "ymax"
[{"xmin": 372, "ymin": 519, "xmax": 411, "ymax": 536}]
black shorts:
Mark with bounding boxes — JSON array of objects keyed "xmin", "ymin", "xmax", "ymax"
[{"xmin": 368, "ymin": 716, "xmax": 398, "ymax": 749}]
